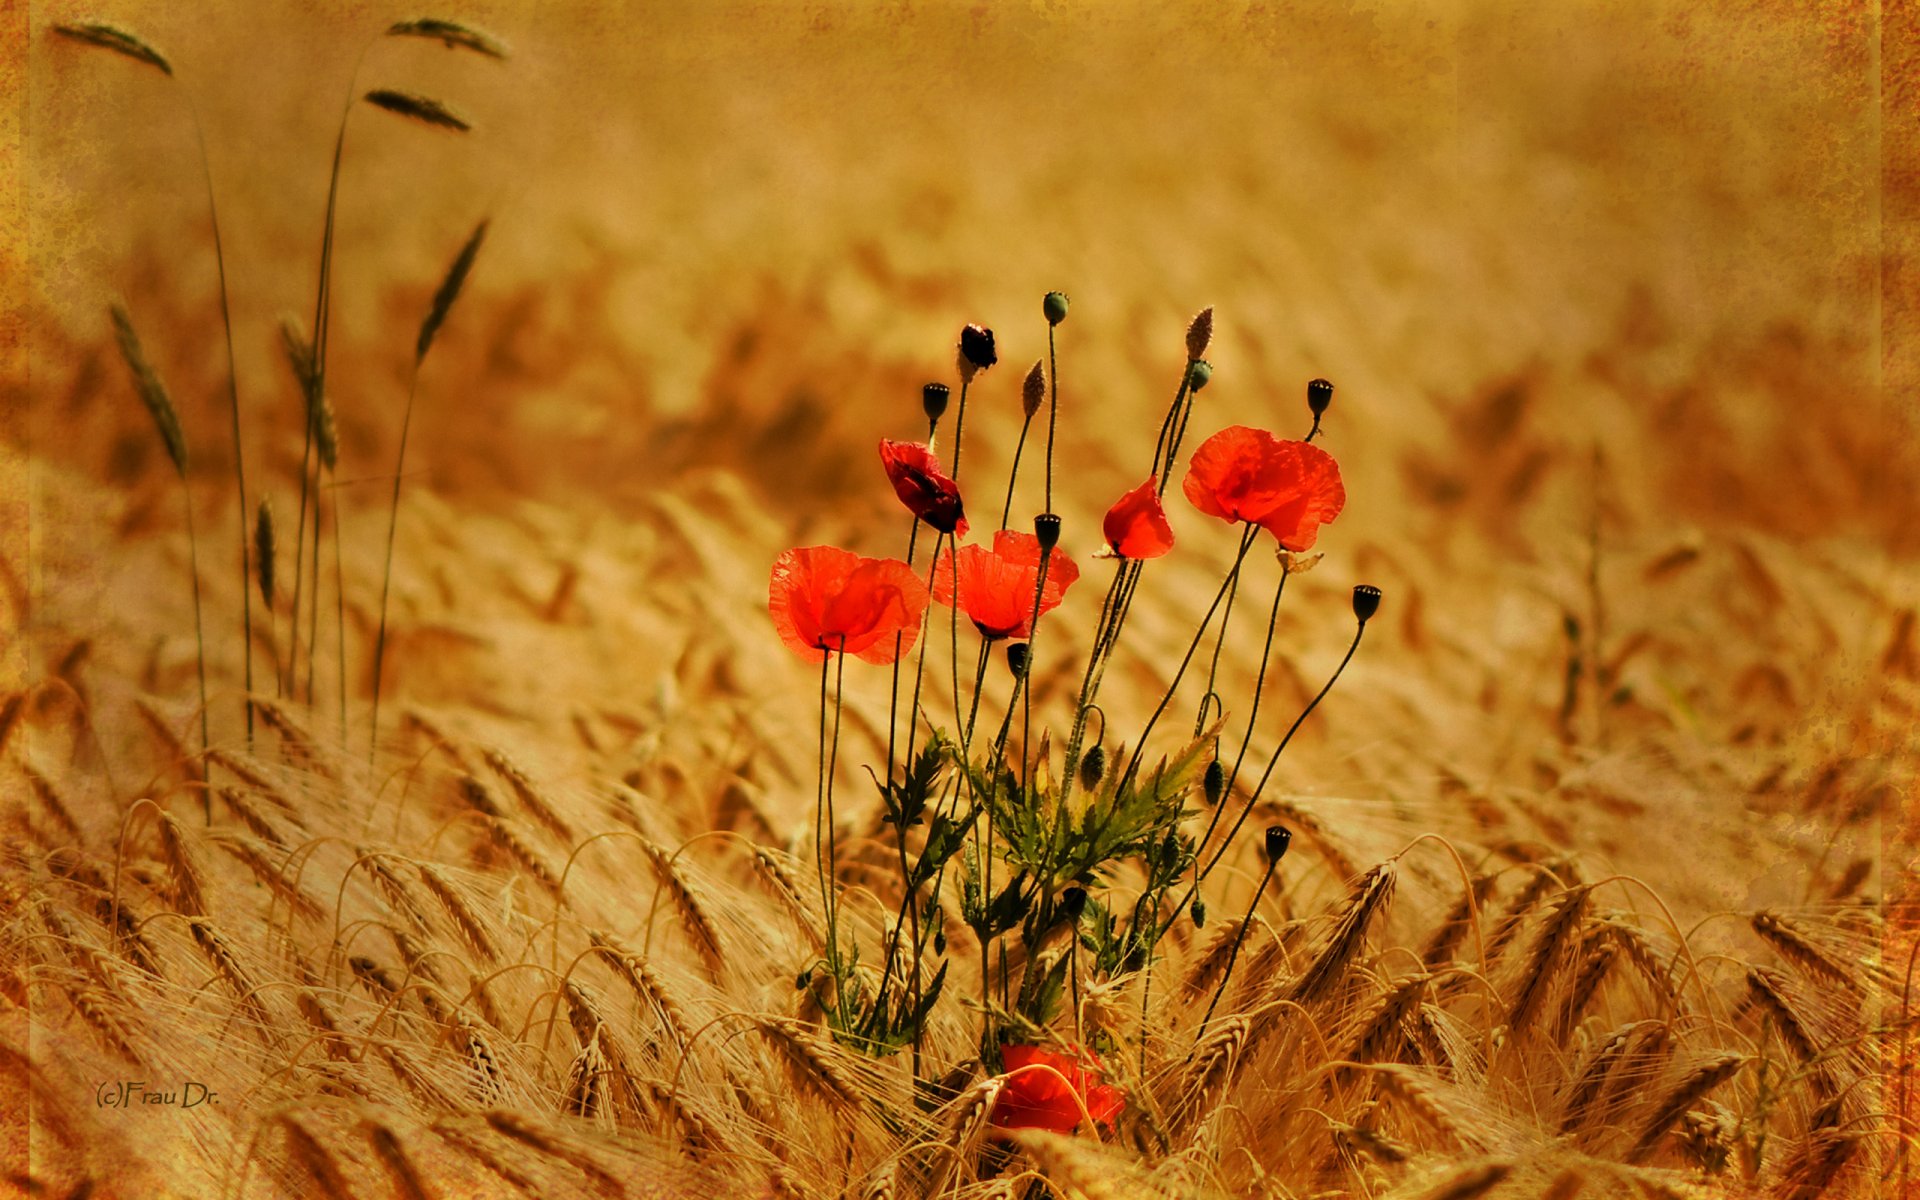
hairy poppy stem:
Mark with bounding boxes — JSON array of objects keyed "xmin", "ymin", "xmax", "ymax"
[
  {"xmin": 999, "ymin": 412, "xmax": 1035, "ymax": 532},
  {"xmin": 817, "ymin": 641, "xmax": 850, "ymax": 1012},
  {"xmin": 1148, "ymin": 361, "xmax": 1194, "ymax": 489},
  {"xmin": 1185, "ymin": 567, "xmax": 1289, "ymax": 877},
  {"xmin": 1192, "ymin": 850, "xmax": 1279, "ymax": 1047},
  {"xmin": 1195, "ymin": 549, "xmax": 1247, "ymax": 735},
  {"xmin": 1044, "ymin": 325, "xmax": 1059, "ymax": 513},
  {"xmin": 1192, "ymin": 619, "xmax": 1366, "ymax": 892},
  {"xmin": 1061, "ymin": 559, "xmax": 1131, "ymax": 806},
  {"xmin": 1117, "ymin": 524, "xmax": 1260, "ymax": 792}
]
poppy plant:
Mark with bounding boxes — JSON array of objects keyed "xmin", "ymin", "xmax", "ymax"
[
  {"xmin": 879, "ymin": 439, "xmax": 969, "ymax": 537},
  {"xmin": 989, "ymin": 1043, "xmax": 1125, "ymax": 1133},
  {"xmin": 769, "ymin": 546, "xmax": 929, "ymax": 665},
  {"xmin": 1182, "ymin": 425, "xmax": 1345, "ymax": 550},
  {"xmin": 933, "ymin": 530, "xmax": 1080, "ymax": 641},
  {"xmin": 1101, "ymin": 476, "xmax": 1175, "ymax": 560}
]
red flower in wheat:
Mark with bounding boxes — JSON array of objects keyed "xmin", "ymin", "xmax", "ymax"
[
  {"xmin": 1101, "ymin": 476, "xmax": 1175, "ymax": 560},
  {"xmin": 879, "ymin": 439, "xmax": 969, "ymax": 538},
  {"xmin": 989, "ymin": 1043, "xmax": 1125, "ymax": 1133},
  {"xmin": 933, "ymin": 531, "xmax": 1079, "ymax": 641},
  {"xmin": 768, "ymin": 546, "xmax": 929, "ymax": 665},
  {"xmin": 1182, "ymin": 425, "xmax": 1345, "ymax": 550}
]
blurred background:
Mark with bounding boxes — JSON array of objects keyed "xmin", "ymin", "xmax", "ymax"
[{"xmin": 6, "ymin": 0, "xmax": 1914, "ymax": 941}]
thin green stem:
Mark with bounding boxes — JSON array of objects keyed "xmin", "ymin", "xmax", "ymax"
[
  {"xmin": 825, "ymin": 642, "xmax": 849, "ymax": 1017},
  {"xmin": 999, "ymin": 414, "xmax": 1035, "ymax": 532},
  {"xmin": 180, "ymin": 474, "xmax": 210, "ymax": 819},
  {"xmin": 368, "ymin": 366, "xmax": 422, "ymax": 762},
  {"xmin": 1044, "ymin": 326, "xmax": 1059, "ymax": 513},
  {"xmin": 1192, "ymin": 851, "xmax": 1278, "ymax": 1046}
]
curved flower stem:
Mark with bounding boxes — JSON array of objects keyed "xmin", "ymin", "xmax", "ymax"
[
  {"xmin": 1116, "ymin": 524, "xmax": 1260, "ymax": 793},
  {"xmin": 1194, "ymin": 550, "xmax": 1248, "ymax": 736},
  {"xmin": 1060, "ymin": 559, "xmax": 1129, "ymax": 806},
  {"xmin": 999, "ymin": 412, "xmax": 1036, "ymax": 532},
  {"xmin": 1192, "ymin": 619, "xmax": 1366, "ymax": 893},
  {"xmin": 1192, "ymin": 850, "xmax": 1279, "ymax": 1048}
]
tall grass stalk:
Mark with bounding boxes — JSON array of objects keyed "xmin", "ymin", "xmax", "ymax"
[{"xmin": 369, "ymin": 219, "xmax": 489, "ymax": 761}]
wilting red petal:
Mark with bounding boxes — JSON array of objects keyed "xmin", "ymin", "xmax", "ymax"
[
  {"xmin": 879, "ymin": 439, "xmax": 969, "ymax": 537},
  {"xmin": 932, "ymin": 532, "xmax": 1078, "ymax": 641},
  {"xmin": 769, "ymin": 546, "xmax": 929, "ymax": 665},
  {"xmin": 1182, "ymin": 426, "xmax": 1346, "ymax": 549},
  {"xmin": 1102, "ymin": 476, "xmax": 1175, "ymax": 560},
  {"xmin": 990, "ymin": 1044, "xmax": 1123, "ymax": 1133}
]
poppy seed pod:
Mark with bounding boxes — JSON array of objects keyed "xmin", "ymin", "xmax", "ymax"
[
  {"xmin": 795, "ymin": 966, "xmax": 813, "ymax": 990},
  {"xmin": 1187, "ymin": 359, "xmax": 1212, "ymax": 391},
  {"xmin": 1033, "ymin": 512, "xmax": 1062, "ymax": 553},
  {"xmin": 1203, "ymin": 759, "xmax": 1225, "ymax": 806},
  {"xmin": 1186, "ymin": 306, "xmax": 1213, "ymax": 360},
  {"xmin": 1307, "ymin": 378, "xmax": 1333, "ymax": 417},
  {"xmin": 1190, "ymin": 897, "xmax": 1207, "ymax": 928},
  {"xmin": 1061, "ymin": 886, "xmax": 1088, "ymax": 921},
  {"xmin": 1022, "ymin": 360, "xmax": 1046, "ymax": 419},
  {"xmin": 1264, "ymin": 825, "xmax": 1292, "ymax": 863},
  {"xmin": 958, "ymin": 324, "xmax": 997, "ymax": 379},
  {"xmin": 1352, "ymin": 584, "xmax": 1382, "ymax": 624},
  {"xmin": 1006, "ymin": 641, "xmax": 1030, "ymax": 679},
  {"xmin": 923, "ymin": 381, "xmax": 951, "ymax": 424},
  {"xmin": 1078, "ymin": 745, "xmax": 1106, "ymax": 790},
  {"xmin": 1044, "ymin": 291, "xmax": 1070, "ymax": 326},
  {"xmin": 933, "ymin": 927, "xmax": 947, "ymax": 954}
]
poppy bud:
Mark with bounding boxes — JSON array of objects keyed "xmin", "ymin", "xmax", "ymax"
[
  {"xmin": 1044, "ymin": 291, "xmax": 1070, "ymax": 326},
  {"xmin": 933, "ymin": 927, "xmax": 947, "ymax": 954},
  {"xmin": 958, "ymin": 324, "xmax": 997, "ymax": 380},
  {"xmin": 1079, "ymin": 745, "xmax": 1106, "ymax": 790},
  {"xmin": 1191, "ymin": 897, "xmax": 1207, "ymax": 927},
  {"xmin": 1264, "ymin": 825, "xmax": 1292, "ymax": 863},
  {"xmin": 1006, "ymin": 641, "xmax": 1030, "ymax": 679},
  {"xmin": 796, "ymin": 966, "xmax": 814, "ymax": 990},
  {"xmin": 923, "ymin": 381, "xmax": 951, "ymax": 424},
  {"xmin": 1022, "ymin": 360, "xmax": 1046, "ymax": 419},
  {"xmin": 1033, "ymin": 512, "xmax": 1061, "ymax": 553},
  {"xmin": 1203, "ymin": 759, "xmax": 1225, "ymax": 806},
  {"xmin": 1187, "ymin": 359, "xmax": 1212, "ymax": 391},
  {"xmin": 1186, "ymin": 306, "xmax": 1213, "ymax": 360},
  {"xmin": 1307, "ymin": 378, "xmax": 1333, "ymax": 418},
  {"xmin": 1061, "ymin": 886, "xmax": 1088, "ymax": 921},
  {"xmin": 1351, "ymin": 584, "xmax": 1382, "ymax": 625}
]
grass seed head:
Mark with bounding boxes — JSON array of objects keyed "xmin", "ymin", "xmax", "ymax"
[
  {"xmin": 53, "ymin": 23, "xmax": 171, "ymax": 75},
  {"xmin": 364, "ymin": 88, "xmax": 471, "ymax": 133},
  {"xmin": 387, "ymin": 17, "xmax": 509, "ymax": 58},
  {"xmin": 109, "ymin": 304, "xmax": 186, "ymax": 475}
]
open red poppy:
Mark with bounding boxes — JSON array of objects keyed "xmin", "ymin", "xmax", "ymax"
[
  {"xmin": 1101, "ymin": 476, "xmax": 1175, "ymax": 560},
  {"xmin": 933, "ymin": 531, "xmax": 1079, "ymax": 641},
  {"xmin": 769, "ymin": 546, "xmax": 929, "ymax": 665},
  {"xmin": 879, "ymin": 439, "xmax": 969, "ymax": 538},
  {"xmin": 990, "ymin": 1043, "xmax": 1125, "ymax": 1133},
  {"xmin": 1182, "ymin": 426, "xmax": 1346, "ymax": 550}
]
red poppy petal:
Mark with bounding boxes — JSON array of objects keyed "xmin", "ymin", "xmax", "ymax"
[
  {"xmin": 1103, "ymin": 476, "xmax": 1175, "ymax": 559},
  {"xmin": 880, "ymin": 439, "xmax": 969, "ymax": 536}
]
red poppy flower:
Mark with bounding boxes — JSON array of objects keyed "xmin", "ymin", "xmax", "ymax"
[
  {"xmin": 879, "ymin": 440, "xmax": 969, "ymax": 537},
  {"xmin": 769, "ymin": 546, "xmax": 929, "ymax": 665},
  {"xmin": 1101, "ymin": 477, "xmax": 1175, "ymax": 560},
  {"xmin": 1182, "ymin": 426, "xmax": 1346, "ymax": 550},
  {"xmin": 990, "ymin": 1044, "xmax": 1125, "ymax": 1133},
  {"xmin": 933, "ymin": 531, "xmax": 1079, "ymax": 641}
]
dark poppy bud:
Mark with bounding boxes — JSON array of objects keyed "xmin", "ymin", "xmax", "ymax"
[
  {"xmin": 1307, "ymin": 378, "xmax": 1333, "ymax": 417},
  {"xmin": 958, "ymin": 324, "xmax": 997, "ymax": 378},
  {"xmin": 1061, "ymin": 886, "xmax": 1088, "ymax": 921},
  {"xmin": 1079, "ymin": 745, "xmax": 1106, "ymax": 791},
  {"xmin": 1187, "ymin": 359, "xmax": 1212, "ymax": 391},
  {"xmin": 1264, "ymin": 825, "xmax": 1292, "ymax": 863},
  {"xmin": 1190, "ymin": 897, "xmax": 1207, "ymax": 927},
  {"xmin": 922, "ymin": 381, "xmax": 951, "ymax": 424},
  {"xmin": 1203, "ymin": 759, "xmax": 1225, "ymax": 806},
  {"xmin": 1161, "ymin": 828, "xmax": 1180, "ymax": 864},
  {"xmin": 1352, "ymin": 584, "xmax": 1382, "ymax": 625},
  {"xmin": 1022, "ymin": 360, "xmax": 1046, "ymax": 419},
  {"xmin": 933, "ymin": 928, "xmax": 946, "ymax": 954},
  {"xmin": 1006, "ymin": 642, "xmax": 1030, "ymax": 679},
  {"xmin": 796, "ymin": 966, "xmax": 813, "ymax": 990},
  {"xmin": 1034, "ymin": 512, "xmax": 1062, "ymax": 554},
  {"xmin": 1044, "ymin": 291, "xmax": 1069, "ymax": 326}
]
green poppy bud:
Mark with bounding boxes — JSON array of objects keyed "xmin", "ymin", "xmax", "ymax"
[
  {"xmin": 1203, "ymin": 759, "xmax": 1225, "ymax": 805},
  {"xmin": 1044, "ymin": 291, "xmax": 1069, "ymax": 326},
  {"xmin": 1079, "ymin": 745, "xmax": 1106, "ymax": 791},
  {"xmin": 1187, "ymin": 359, "xmax": 1212, "ymax": 391},
  {"xmin": 1190, "ymin": 897, "xmax": 1207, "ymax": 927}
]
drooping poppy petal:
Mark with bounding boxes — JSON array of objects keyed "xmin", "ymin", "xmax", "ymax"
[
  {"xmin": 1101, "ymin": 476, "xmax": 1175, "ymax": 560},
  {"xmin": 769, "ymin": 546, "xmax": 929, "ymax": 665},
  {"xmin": 879, "ymin": 439, "xmax": 969, "ymax": 537},
  {"xmin": 1182, "ymin": 425, "xmax": 1346, "ymax": 550},
  {"xmin": 990, "ymin": 1043, "xmax": 1124, "ymax": 1133},
  {"xmin": 932, "ymin": 531, "xmax": 1079, "ymax": 641}
]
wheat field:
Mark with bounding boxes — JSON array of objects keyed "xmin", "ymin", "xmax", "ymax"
[{"xmin": 3, "ymin": 2, "xmax": 1916, "ymax": 1198}]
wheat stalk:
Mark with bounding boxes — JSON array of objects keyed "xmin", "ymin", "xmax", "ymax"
[
  {"xmin": 1625, "ymin": 1052, "xmax": 1746, "ymax": 1164},
  {"xmin": 1289, "ymin": 862, "xmax": 1396, "ymax": 1007}
]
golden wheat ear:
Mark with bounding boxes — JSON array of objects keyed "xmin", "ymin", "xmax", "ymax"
[
  {"xmin": 52, "ymin": 22, "xmax": 171, "ymax": 74},
  {"xmin": 364, "ymin": 88, "xmax": 471, "ymax": 133},
  {"xmin": 388, "ymin": 17, "xmax": 509, "ymax": 59}
]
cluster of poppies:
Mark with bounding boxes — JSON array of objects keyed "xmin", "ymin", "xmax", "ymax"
[{"xmin": 770, "ymin": 427, "xmax": 1345, "ymax": 663}]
